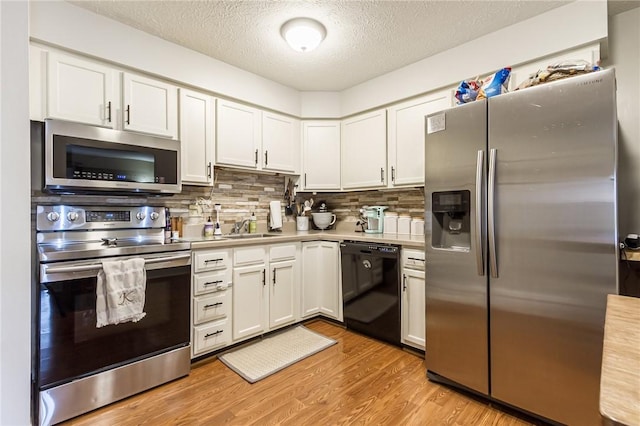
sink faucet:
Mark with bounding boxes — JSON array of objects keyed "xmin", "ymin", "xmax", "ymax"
[{"xmin": 231, "ymin": 218, "xmax": 250, "ymax": 234}]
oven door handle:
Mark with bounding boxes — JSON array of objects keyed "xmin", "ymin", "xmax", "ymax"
[{"xmin": 43, "ymin": 253, "xmax": 191, "ymax": 274}]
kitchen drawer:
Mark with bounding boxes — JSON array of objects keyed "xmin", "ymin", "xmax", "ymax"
[
  {"xmin": 193, "ymin": 289, "xmax": 231, "ymax": 325},
  {"xmin": 402, "ymin": 249, "xmax": 425, "ymax": 270},
  {"xmin": 193, "ymin": 269, "xmax": 232, "ymax": 296},
  {"xmin": 193, "ymin": 318, "xmax": 231, "ymax": 356},
  {"xmin": 269, "ymin": 243, "xmax": 298, "ymax": 262},
  {"xmin": 234, "ymin": 246, "xmax": 266, "ymax": 266},
  {"xmin": 193, "ymin": 249, "xmax": 231, "ymax": 273}
]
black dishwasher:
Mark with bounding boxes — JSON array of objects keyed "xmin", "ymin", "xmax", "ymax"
[{"xmin": 340, "ymin": 241, "xmax": 401, "ymax": 345}]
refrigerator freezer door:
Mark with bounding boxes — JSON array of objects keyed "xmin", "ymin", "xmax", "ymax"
[
  {"xmin": 488, "ymin": 69, "xmax": 618, "ymax": 425},
  {"xmin": 425, "ymin": 100, "xmax": 489, "ymax": 395}
]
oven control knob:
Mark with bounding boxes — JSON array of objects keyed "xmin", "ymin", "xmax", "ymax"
[
  {"xmin": 46, "ymin": 211, "xmax": 60, "ymax": 222},
  {"xmin": 67, "ymin": 211, "xmax": 79, "ymax": 222},
  {"xmin": 150, "ymin": 211, "xmax": 159, "ymax": 221},
  {"xmin": 136, "ymin": 211, "xmax": 146, "ymax": 221}
]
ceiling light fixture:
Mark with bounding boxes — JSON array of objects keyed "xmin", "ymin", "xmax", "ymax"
[{"xmin": 280, "ymin": 18, "xmax": 326, "ymax": 53}]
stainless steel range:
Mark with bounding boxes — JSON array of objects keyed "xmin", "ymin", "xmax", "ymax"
[{"xmin": 35, "ymin": 205, "xmax": 192, "ymax": 426}]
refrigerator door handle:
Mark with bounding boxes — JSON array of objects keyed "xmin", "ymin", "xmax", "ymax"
[
  {"xmin": 475, "ymin": 150, "xmax": 485, "ymax": 276},
  {"xmin": 488, "ymin": 148, "xmax": 498, "ymax": 278}
]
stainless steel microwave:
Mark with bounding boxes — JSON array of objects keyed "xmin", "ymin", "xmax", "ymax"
[{"xmin": 33, "ymin": 119, "xmax": 181, "ymax": 194}]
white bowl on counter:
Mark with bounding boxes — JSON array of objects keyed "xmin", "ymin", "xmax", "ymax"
[{"xmin": 311, "ymin": 212, "xmax": 336, "ymax": 230}]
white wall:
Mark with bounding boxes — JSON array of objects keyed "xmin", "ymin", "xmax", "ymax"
[
  {"xmin": 299, "ymin": 92, "xmax": 341, "ymax": 118},
  {"xmin": 29, "ymin": 0, "xmax": 301, "ymax": 117},
  {"xmin": 0, "ymin": 1, "xmax": 32, "ymax": 424},
  {"xmin": 603, "ymin": 7, "xmax": 640, "ymax": 237},
  {"xmin": 339, "ymin": 0, "xmax": 608, "ymax": 116}
]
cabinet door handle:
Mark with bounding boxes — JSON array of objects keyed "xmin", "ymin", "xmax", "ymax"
[
  {"xmin": 380, "ymin": 167, "xmax": 385, "ymax": 183},
  {"xmin": 304, "ymin": 173, "xmax": 307, "ymax": 187},
  {"xmin": 272, "ymin": 268, "xmax": 276, "ymax": 285},
  {"xmin": 207, "ymin": 162, "xmax": 212, "ymax": 179},
  {"xmin": 204, "ymin": 302, "xmax": 223, "ymax": 309},
  {"xmin": 402, "ymin": 274, "xmax": 407, "ymax": 291},
  {"xmin": 264, "ymin": 150, "xmax": 268, "ymax": 166},
  {"xmin": 204, "ymin": 330, "xmax": 223, "ymax": 339},
  {"xmin": 255, "ymin": 149, "xmax": 259, "ymax": 165},
  {"xmin": 262, "ymin": 269, "xmax": 266, "ymax": 286},
  {"xmin": 125, "ymin": 105, "xmax": 131, "ymax": 125},
  {"xmin": 391, "ymin": 166, "xmax": 395, "ymax": 183},
  {"xmin": 106, "ymin": 101, "xmax": 112, "ymax": 123}
]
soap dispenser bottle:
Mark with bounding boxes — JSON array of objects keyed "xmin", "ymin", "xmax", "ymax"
[
  {"xmin": 249, "ymin": 212, "xmax": 257, "ymax": 234},
  {"xmin": 204, "ymin": 216, "xmax": 214, "ymax": 237}
]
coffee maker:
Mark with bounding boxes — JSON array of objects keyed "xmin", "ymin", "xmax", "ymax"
[{"xmin": 362, "ymin": 206, "xmax": 387, "ymax": 233}]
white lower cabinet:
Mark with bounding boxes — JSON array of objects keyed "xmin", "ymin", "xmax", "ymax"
[
  {"xmin": 232, "ymin": 247, "xmax": 268, "ymax": 341},
  {"xmin": 301, "ymin": 241, "xmax": 342, "ymax": 321},
  {"xmin": 191, "ymin": 248, "xmax": 233, "ymax": 358},
  {"xmin": 401, "ymin": 249, "xmax": 426, "ymax": 350},
  {"xmin": 232, "ymin": 243, "xmax": 300, "ymax": 342},
  {"xmin": 268, "ymin": 244, "xmax": 299, "ymax": 330}
]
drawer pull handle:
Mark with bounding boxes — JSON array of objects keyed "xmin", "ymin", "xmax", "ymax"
[
  {"xmin": 407, "ymin": 257, "xmax": 425, "ymax": 262},
  {"xmin": 204, "ymin": 258, "xmax": 224, "ymax": 263},
  {"xmin": 204, "ymin": 280, "xmax": 223, "ymax": 286},
  {"xmin": 204, "ymin": 330, "xmax": 223, "ymax": 339},
  {"xmin": 204, "ymin": 302, "xmax": 223, "ymax": 309}
]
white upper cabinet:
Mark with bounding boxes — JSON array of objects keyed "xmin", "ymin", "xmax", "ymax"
[
  {"xmin": 216, "ymin": 100, "xmax": 299, "ymax": 173},
  {"xmin": 45, "ymin": 51, "xmax": 178, "ymax": 139},
  {"xmin": 262, "ymin": 112, "xmax": 299, "ymax": 174},
  {"xmin": 387, "ymin": 90, "xmax": 451, "ymax": 187},
  {"xmin": 341, "ymin": 109, "xmax": 387, "ymax": 190},
  {"xmin": 179, "ymin": 89, "xmax": 215, "ymax": 185},
  {"xmin": 122, "ymin": 72, "xmax": 178, "ymax": 139},
  {"xmin": 46, "ymin": 52, "xmax": 118, "ymax": 128},
  {"xmin": 302, "ymin": 121, "xmax": 341, "ymax": 191},
  {"xmin": 216, "ymin": 99, "xmax": 262, "ymax": 169}
]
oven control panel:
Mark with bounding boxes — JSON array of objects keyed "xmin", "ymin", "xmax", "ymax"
[{"xmin": 36, "ymin": 205, "xmax": 165, "ymax": 231}]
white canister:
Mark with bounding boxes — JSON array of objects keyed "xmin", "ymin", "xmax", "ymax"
[
  {"xmin": 296, "ymin": 216, "xmax": 309, "ymax": 231},
  {"xmin": 397, "ymin": 215, "xmax": 411, "ymax": 235},
  {"xmin": 384, "ymin": 212, "xmax": 398, "ymax": 234},
  {"xmin": 411, "ymin": 217, "xmax": 425, "ymax": 236}
]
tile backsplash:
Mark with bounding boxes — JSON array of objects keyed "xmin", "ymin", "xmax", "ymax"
[
  {"xmin": 298, "ymin": 187, "xmax": 425, "ymax": 222},
  {"xmin": 31, "ymin": 168, "xmax": 425, "ymax": 230}
]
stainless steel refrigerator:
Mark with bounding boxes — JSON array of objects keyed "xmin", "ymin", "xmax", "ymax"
[{"xmin": 424, "ymin": 68, "xmax": 617, "ymax": 425}]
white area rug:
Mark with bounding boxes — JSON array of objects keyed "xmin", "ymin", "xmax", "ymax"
[{"xmin": 219, "ymin": 325, "xmax": 337, "ymax": 383}]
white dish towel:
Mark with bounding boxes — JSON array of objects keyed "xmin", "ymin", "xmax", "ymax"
[{"xmin": 96, "ymin": 258, "xmax": 147, "ymax": 328}]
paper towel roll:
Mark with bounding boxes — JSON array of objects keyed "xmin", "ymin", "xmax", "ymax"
[{"xmin": 269, "ymin": 201, "xmax": 283, "ymax": 229}]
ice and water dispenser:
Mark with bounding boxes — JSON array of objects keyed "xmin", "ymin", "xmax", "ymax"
[{"xmin": 431, "ymin": 190, "xmax": 471, "ymax": 250}]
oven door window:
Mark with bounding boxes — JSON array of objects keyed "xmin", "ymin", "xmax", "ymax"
[{"xmin": 38, "ymin": 266, "xmax": 190, "ymax": 389}]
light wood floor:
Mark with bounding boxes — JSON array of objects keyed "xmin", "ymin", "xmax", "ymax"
[{"xmin": 62, "ymin": 320, "xmax": 539, "ymax": 425}]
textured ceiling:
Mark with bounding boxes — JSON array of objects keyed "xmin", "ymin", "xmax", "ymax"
[{"xmin": 67, "ymin": 1, "xmax": 632, "ymax": 91}]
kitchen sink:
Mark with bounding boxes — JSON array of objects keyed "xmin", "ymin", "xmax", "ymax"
[{"xmin": 223, "ymin": 233, "xmax": 280, "ymax": 239}]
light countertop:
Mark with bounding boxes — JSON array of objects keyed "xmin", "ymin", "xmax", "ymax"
[
  {"xmin": 179, "ymin": 228, "xmax": 426, "ymax": 251},
  {"xmin": 600, "ymin": 294, "xmax": 640, "ymax": 426}
]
